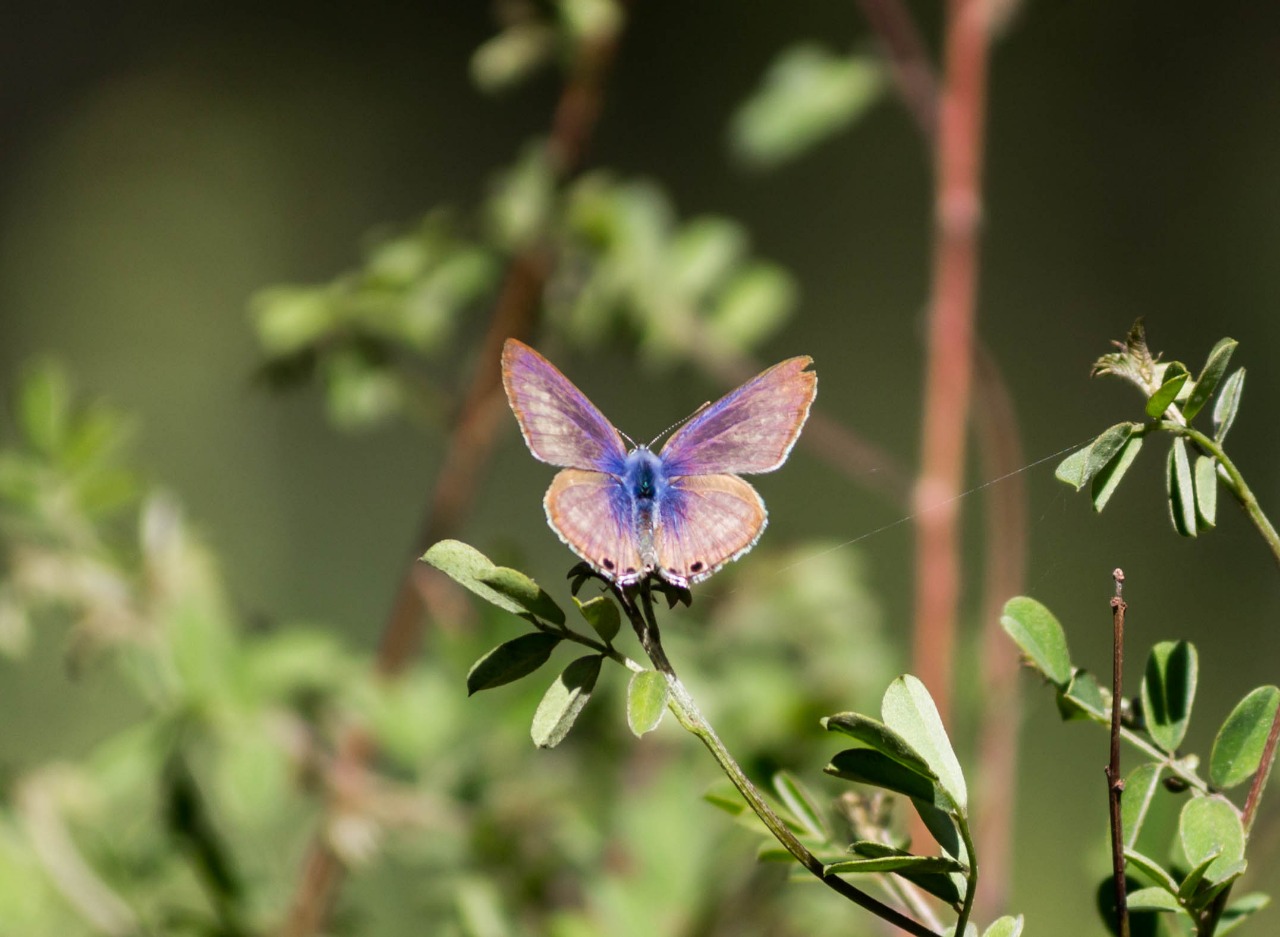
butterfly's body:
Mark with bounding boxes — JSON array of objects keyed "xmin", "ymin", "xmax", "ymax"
[{"xmin": 502, "ymin": 340, "xmax": 815, "ymax": 588}]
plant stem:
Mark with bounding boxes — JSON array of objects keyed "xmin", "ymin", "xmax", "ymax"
[
  {"xmin": 613, "ymin": 584, "xmax": 943, "ymax": 937},
  {"xmin": 1105, "ymin": 568, "xmax": 1129, "ymax": 937},
  {"xmin": 955, "ymin": 810, "xmax": 979, "ymax": 937}
]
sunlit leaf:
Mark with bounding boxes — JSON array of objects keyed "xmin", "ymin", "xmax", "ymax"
[
  {"xmin": 1122, "ymin": 763, "xmax": 1163, "ymax": 849},
  {"xmin": 982, "ymin": 916, "xmax": 1025, "ymax": 937},
  {"xmin": 823, "ymin": 712, "xmax": 936, "ymax": 779},
  {"xmin": 1124, "ymin": 848, "xmax": 1180, "ymax": 894},
  {"xmin": 1181, "ymin": 337, "xmax": 1237, "ymax": 422},
  {"xmin": 1210, "ymin": 685, "xmax": 1280, "ymax": 789},
  {"xmin": 1091, "ymin": 434, "xmax": 1144, "ymax": 513},
  {"xmin": 1193, "ymin": 455, "xmax": 1218, "ymax": 528},
  {"xmin": 574, "ymin": 595, "xmax": 620, "ymax": 643},
  {"xmin": 1142, "ymin": 640, "xmax": 1197, "ymax": 753},
  {"xmin": 626, "ymin": 669, "xmax": 668, "ymax": 737},
  {"xmin": 531, "ymin": 655, "xmax": 603, "ymax": 749},
  {"xmin": 1000, "ymin": 596, "xmax": 1072, "ymax": 686},
  {"xmin": 480, "ymin": 566, "xmax": 565, "ymax": 625},
  {"xmin": 422, "ymin": 540, "xmax": 528, "ymax": 617},
  {"xmin": 1166, "ymin": 438, "xmax": 1198, "ymax": 537},
  {"xmin": 1125, "ymin": 887, "xmax": 1183, "ymax": 913},
  {"xmin": 1145, "ymin": 369, "xmax": 1188, "ymax": 418},
  {"xmin": 1217, "ymin": 893, "xmax": 1270, "ymax": 935},
  {"xmin": 1212, "ymin": 368, "xmax": 1245, "ymax": 442},
  {"xmin": 772, "ymin": 772, "xmax": 827, "ymax": 841},
  {"xmin": 730, "ymin": 45, "xmax": 884, "ymax": 169},
  {"xmin": 1058, "ymin": 669, "xmax": 1107, "ymax": 722},
  {"xmin": 470, "ymin": 22, "xmax": 556, "ymax": 94},
  {"xmin": 1179, "ymin": 796, "xmax": 1244, "ymax": 884},
  {"xmin": 17, "ymin": 361, "xmax": 71, "ymax": 457},
  {"xmin": 882, "ymin": 675, "xmax": 966, "ymax": 811}
]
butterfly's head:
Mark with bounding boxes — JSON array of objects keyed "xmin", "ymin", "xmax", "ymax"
[{"xmin": 621, "ymin": 447, "xmax": 668, "ymax": 503}]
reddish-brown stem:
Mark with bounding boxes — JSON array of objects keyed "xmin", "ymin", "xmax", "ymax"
[
  {"xmin": 855, "ymin": 0, "xmax": 938, "ymax": 143},
  {"xmin": 278, "ymin": 21, "xmax": 626, "ymax": 937},
  {"xmin": 971, "ymin": 347, "xmax": 1026, "ymax": 917},
  {"xmin": 1106, "ymin": 569, "xmax": 1130, "ymax": 937},
  {"xmin": 911, "ymin": 0, "xmax": 990, "ymax": 724}
]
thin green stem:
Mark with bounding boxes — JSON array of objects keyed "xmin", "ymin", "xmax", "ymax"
[
  {"xmin": 955, "ymin": 814, "xmax": 979, "ymax": 937},
  {"xmin": 612, "ymin": 584, "xmax": 943, "ymax": 937}
]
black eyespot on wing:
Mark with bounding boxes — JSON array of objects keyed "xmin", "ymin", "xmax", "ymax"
[
  {"xmin": 625, "ymin": 567, "xmax": 637, "ymax": 575},
  {"xmin": 602, "ymin": 558, "xmax": 615, "ymax": 570},
  {"xmin": 690, "ymin": 561, "xmax": 703, "ymax": 573}
]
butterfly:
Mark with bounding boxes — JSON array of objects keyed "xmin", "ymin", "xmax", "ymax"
[{"xmin": 501, "ymin": 339, "xmax": 817, "ymax": 588}]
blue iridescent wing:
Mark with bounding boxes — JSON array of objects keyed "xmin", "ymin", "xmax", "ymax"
[
  {"xmin": 653, "ymin": 474, "xmax": 767, "ymax": 586},
  {"xmin": 544, "ymin": 469, "xmax": 647, "ymax": 582},
  {"xmin": 659, "ymin": 357, "xmax": 816, "ymax": 476},
  {"xmin": 502, "ymin": 339, "xmax": 628, "ymax": 472}
]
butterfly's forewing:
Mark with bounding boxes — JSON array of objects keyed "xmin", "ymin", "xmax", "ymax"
[
  {"xmin": 659, "ymin": 357, "xmax": 816, "ymax": 476},
  {"xmin": 545, "ymin": 469, "xmax": 647, "ymax": 582},
  {"xmin": 653, "ymin": 474, "xmax": 767, "ymax": 586},
  {"xmin": 502, "ymin": 339, "xmax": 628, "ymax": 472}
]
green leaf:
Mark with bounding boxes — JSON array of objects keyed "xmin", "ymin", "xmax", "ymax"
[
  {"xmin": 1193, "ymin": 455, "xmax": 1218, "ymax": 527},
  {"xmin": 17, "ymin": 361, "xmax": 72, "ymax": 456},
  {"xmin": 982, "ymin": 916, "xmax": 1024, "ymax": 937},
  {"xmin": 1125, "ymin": 887, "xmax": 1183, "ymax": 913},
  {"xmin": 667, "ymin": 217, "xmax": 747, "ymax": 303},
  {"xmin": 1142, "ymin": 640, "xmax": 1198, "ymax": 753},
  {"xmin": 470, "ymin": 22, "xmax": 556, "ymax": 94},
  {"xmin": 1000, "ymin": 596, "xmax": 1072, "ymax": 686},
  {"xmin": 1182, "ymin": 337, "xmax": 1237, "ymax": 421},
  {"xmin": 1054, "ymin": 446, "xmax": 1090, "ymax": 489},
  {"xmin": 1091, "ymin": 434, "xmax": 1144, "ymax": 513},
  {"xmin": 1167, "ymin": 438, "xmax": 1198, "ymax": 537},
  {"xmin": 915, "ymin": 798, "xmax": 964, "ymax": 862},
  {"xmin": 702, "ymin": 781, "xmax": 747, "ymax": 816},
  {"xmin": 480, "ymin": 566, "xmax": 565, "ymax": 625},
  {"xmin": 843, "ymin": 842, "xmax": 964, "ymax": 904},
  {"xmin": 772, "ymin": 772, "xmax": 827, "ymax": 841},
  {"xmin": 1212, "ymin": 368, "xmax": 1245, "ymax": 442},
  {"xmin": 1177, "ymin": 851, "xmax": 1233, "ymax": 905},
  {"xmin": 823, "ymin": 712, "xmax": 937, "ymax": 779},
  {"xmin": 1124, "ymin": 847, "xmax": 1181, "ymax": 894},
  {"xmin": 882, "ymin": 675, "xmax": 967, "ymax": 811},
  {"xmin": 1145, "ymin": 369, "xmax": 1189, "ymax": 418},
  {"xmin": 466, "ymin": 632, "xmax": 562, "ymax": 695},
  {"xmin": 531, "ymin": 655, "xmax": 603, "ymax": 749},
  {"xmin": 1055, "ymin": 422, "xmax": 1138, "ymax": 491},
  {"xmin": 825, "ymin": 749, "xmax": 946, "ymax": 807},
  {"xmin": 626, "ymin": 669, "xmax": 669, "ymax": 737},
  {"xmin": 729, "ymin": 45, "xmax": 884, "ymax": 169},
  {"xmin": 422, "ymin": 540, "xmax": 530, "ymax": 617},
  {"xmin": 1217, "ymin": 893, "xmax": 1271, "ymax": 936},
  {"xmin": 824, "ymin": 853, "xmax": 963, "ymax": 875},
  {"xmin": 707, "ymin": 263, "xmax": 797, "ymax": 352},
  {"xmin": 574, "ymin": 595, "xmax": 620, "ymax": 643},
  {"xmin": 1122, "ymin": 763, "xmax": 1163, "ymax": 849},
  {"xmin": 1058, "ymin": 669, "xmax": 1107, "ymax": 722},
  {"xmin": 1210, "ymin": 685, "xmax": 1280, "ymax": 788},
  {"xmin": 1179, "ymin": 796, "xmax": 1244, "ymax": 884}
]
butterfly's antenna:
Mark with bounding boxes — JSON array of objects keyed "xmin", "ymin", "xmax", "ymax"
[
  {"xmin": 618, "ymin": 427, "xmax": 640, "ymax": 450},
  {"xmin": 647, "ymin": 400, "xmax": 710, "ymax": 449}
]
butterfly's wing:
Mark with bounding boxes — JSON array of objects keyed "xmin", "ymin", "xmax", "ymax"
[
  {"xmin": 652, "ymin": 474, "xmax": 767, "ymax": 586},
  {"xmin": 659, "ymin": 357, "xmax": 816, "ymax": 476},
  {"xmin": 545, "ymin": 469, "xmax": 647, "ymax": 582},
  {"xmin": 502, "ymin": 339, "xmax": 628, "ymax": 472}
]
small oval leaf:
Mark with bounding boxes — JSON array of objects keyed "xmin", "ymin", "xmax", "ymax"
[
  {"xmin": 1142, "ymin": 640, "xmax": 1198, "ymax": 753},
  {"xmin": 466, "ymin": 632, "xmax": 562, "ymax": 695},
  {"xmin": 1210, "ymin": 685, "xmax": 1280, "ymax": 789},
  {"xmin": 531, "ymin": 655, "xmax": 603, "ymax": 749},
  {"xmin": 1179, "ymin": 796, "xmax": 1244, "ymax": 884},
  {"xmin": 480, "ymin": 566, "xmax": 565, "ymax": 625},
  {"xmin": 773, "ymin": 772, "xmax": 827, "ymax": 840},
  {"xmin": 423, "ymin": 540, "xmax": 526, "ymax": 616},
  {"xmin": 882, "ymin": 675, "xmax": 967, "ymax": 811},
  {"xmin": 1000, "ymin": 596, "xmax": 1072, "ymax": 686},
  {"xmin": 982, "ymin": 916, "xmax": 1025, "ymax": 937},
  {"xmin": 1146, "ymin": 371, "xmax": 1189, "ymax": 418},
  {"xmin": 1122, "ymin": 763, "xmax": 1163, "ymax": 849},
  {"xmin": 1193, "ymin": 455, "xmax": 1218, "ymax": 528},
  {"xmin": 1167, "ymin": 438, "xmax": 1198, "ymax": 537},
  {"xmin": 825, "ymin": 749, "xmax": 947, "ymax": 808},
  {"xmin": 823, "ymin": 712, "xmax": 936, "ymax": 779},
  {"xmin": 1125, "ymin": 887, "xmax": 1183, "ymax": 913},
  {"xmin": 1092, "ymin": 434, "xmax": 1144, "ymax": 513},
  {"xmin": 1212, "ymin": 368, "xmax": 1245, "ymax": 442},
  {"xmin": 1182, "ymin": 337, "xmax": 1237, "ymax": 422},
  {"xmin": 626, "ymin": 669, "xmax": 669, "ymax": 737},
  {"xmin": 574, "ymin": 595, "xmax": 621, "ymax": 643}
]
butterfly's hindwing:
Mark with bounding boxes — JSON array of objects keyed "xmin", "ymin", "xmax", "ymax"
[
  {"xmin": 545, "ymin": 469, "xmax": 647, "ymax": 582},
  {"xmin": 653, "ymin": 474, "xmax": 767, "ymax": 586}
]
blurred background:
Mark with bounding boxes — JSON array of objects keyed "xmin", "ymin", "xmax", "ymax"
[{"xmin": 2, "ymin": 1, "xmax": 1279, "ymax": 935}]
